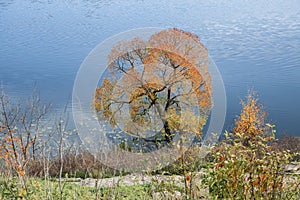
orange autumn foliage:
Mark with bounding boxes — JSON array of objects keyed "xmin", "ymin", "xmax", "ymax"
[
  {"xmin": 94, "ymin": 28, "xmax": 212, "ymax": 142},
  {"xmin": 233, "ymin": 91, "xmax": 268, "ymax": 137}
]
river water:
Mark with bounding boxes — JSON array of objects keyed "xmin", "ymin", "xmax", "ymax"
[{"xmin": 0, "ymin": 0, "xmax": 299, "ymax": 136}]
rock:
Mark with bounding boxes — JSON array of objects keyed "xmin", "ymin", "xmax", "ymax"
[{"xmin": 285, "ymin": 162, "xmax": 300, "ymax": 172}]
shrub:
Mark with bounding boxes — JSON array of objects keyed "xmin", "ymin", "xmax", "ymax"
[
  {"xmin": 202, "ymin": 129, "xmax": 300, "ymax": 199},
  {"xmin": 202, "ymin": 92, "xmax": 300, "ymax": 199}
]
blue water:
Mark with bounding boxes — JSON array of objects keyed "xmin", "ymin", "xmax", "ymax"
[{"xmin": 0, "ymin": 0, "xmax": 299, "ymax": 136}]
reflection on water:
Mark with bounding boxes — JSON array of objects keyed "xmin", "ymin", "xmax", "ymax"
[{"xmin": 0, "ymin": 0, "xmax": 299, "ymax": 135}]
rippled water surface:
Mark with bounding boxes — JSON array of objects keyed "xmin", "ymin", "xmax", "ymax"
[{"xmin": 0, "ymin": 0, "xmax": 299, "ymax": 135}]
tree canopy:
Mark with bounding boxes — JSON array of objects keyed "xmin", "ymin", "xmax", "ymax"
[{"xmin": 94, "ymin": 28, "xmax": 212, "ymax": 147}]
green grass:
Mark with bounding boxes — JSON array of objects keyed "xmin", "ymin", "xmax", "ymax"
[{"xmin": 0, "ymin": 177, "xmax": 156, "ymax": 200}]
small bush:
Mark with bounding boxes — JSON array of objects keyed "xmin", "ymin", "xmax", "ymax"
[
  {"xmin": 202, "ymin": 92, "xmax": 300, "ymax": 199},
  {"xmin": 202, "ymin": 130, "xmax": 300, "ymax": 199}
]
